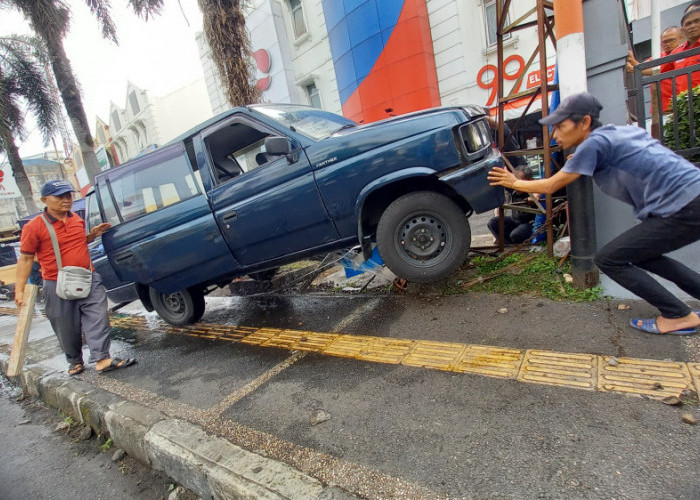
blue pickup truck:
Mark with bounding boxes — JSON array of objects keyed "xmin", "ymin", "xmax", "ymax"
[{"xmin": 85, "ymin": 104, "xmax": 505, "ymax": 325}]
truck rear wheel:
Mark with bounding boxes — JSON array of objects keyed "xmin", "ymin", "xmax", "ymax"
[
  {"xmin": 376, "ymin": 192, "xmax": 471, "ymax": 283},
  {"xmin": 149, "ymin": 287, "xmax": 205, "ymax": 326}
]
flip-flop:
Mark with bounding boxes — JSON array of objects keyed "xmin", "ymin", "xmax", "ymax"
[
  {"xmin": 68, "ymin": 363, "xmax": 84, "ymax": 376},
  {"xmin": 629, "ymin": 318, "xmax": 697, "ymax": 336},
  {"xmin": 97, "ymin": 357, "xmax": 136, "ymax": 374}
]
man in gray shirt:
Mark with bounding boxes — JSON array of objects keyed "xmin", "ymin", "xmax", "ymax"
[{"xmin": 488, "ymin": 92, "xmax": 700, "ymax": 335}]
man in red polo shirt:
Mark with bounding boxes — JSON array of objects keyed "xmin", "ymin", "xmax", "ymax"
[
  {"xmin": 660, "ymin": 7, "xmax": 700, "ymax": 111},
  {"xmin": 15, "ymin": 180, "xmax": 136, "ymax": 376}
]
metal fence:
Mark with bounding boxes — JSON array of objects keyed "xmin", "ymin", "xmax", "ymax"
[{"xmin": 628, "ymin": 45, "xmax": 700, "ymax": 161}]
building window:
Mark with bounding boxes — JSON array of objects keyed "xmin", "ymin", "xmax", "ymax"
[
  {"xmin": 305, "ymin": 82, "xmax": 321, "ymax": 109},
  {"xmin": 289, "ymin": 0, "xmax": 307, "ymax": 39},
  {"xmin": 112, "ymin": 111, "xmax": 121, "ymax": 132},
  {"xmin": 97, "ymin": 127, "xmax": 106, "ymax": 144},
  {"xmin": 484, "ymin": 0, "xmax": 511, "ymax": 47},
  {"xmin": 129, "ymin": 91, "xmax": 140, "ymax": 115}
]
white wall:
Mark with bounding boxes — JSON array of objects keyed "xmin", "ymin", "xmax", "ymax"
[
  {"xmin": 428, "ymin": 0, "xmax": 557, "ymax": 113},
  {"xmin": 153, "ymin": 79, "xmax": 214, "ymax": 144}
]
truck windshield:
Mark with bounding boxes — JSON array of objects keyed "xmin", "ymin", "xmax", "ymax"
[{"xmin": 254, "ymin": 104, "xmax": 356, "ymax": 140}]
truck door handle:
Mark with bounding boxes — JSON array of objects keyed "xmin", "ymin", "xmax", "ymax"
[
  {"xmin": 222, "ymin": 211, "xmax": 238, "ymax": 227},
  {"xmin": 114, "ymin": 251, "xmax": 134, "ymax": 264}
]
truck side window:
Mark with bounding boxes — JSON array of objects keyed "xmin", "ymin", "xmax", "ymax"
[
  {"xmin": 205, "ymin": 121, "xmax": 273, "ymax": 184},
  {"xmin": 107, "ymin": 155, "xmax": 200, "ymax": 223},
  {"xmin": 85, "ymin": 193, "xmax": 103, "ymax": 233},
  {"xmin": 99, "ymin": 183, "xmax": 120, "ymax": 226}
]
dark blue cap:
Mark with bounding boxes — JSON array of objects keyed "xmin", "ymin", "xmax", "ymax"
[
  {"xmin": 539, "ymin": 92, "xmax": 603, "ymax": 126},
  {"xmin": 40, "ymin": 180, "xmax": 75, "ymax": 197}
]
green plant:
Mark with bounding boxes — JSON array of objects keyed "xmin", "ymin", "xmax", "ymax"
[
  {"xmin": 60, "ymin": 411, "xmax": 75, "ymax": 427},
  {"xmin": 466, "ymin": 253, "xmax": 603, "ymax": 302},
  {"xmin": 662, "ymin": 86, "xmax": 700, "ymax": 162},
  {"xmin": 100, "ymin": 436, "xmax": 113, "ymax": 452}
]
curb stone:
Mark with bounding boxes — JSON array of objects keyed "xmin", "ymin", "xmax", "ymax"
[{"xmin": 0, "ymin": 355, "xmax": 354, "ymax": 500}]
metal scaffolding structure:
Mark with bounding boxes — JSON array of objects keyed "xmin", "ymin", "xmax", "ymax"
[{"xmin": 494, "ymin": 0, "xmax": 560, "ymax": 257}]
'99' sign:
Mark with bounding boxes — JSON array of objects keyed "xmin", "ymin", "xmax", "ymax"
[{"xmin": 477, "ymin": 55, "xmax": 555, "ymax": 107}]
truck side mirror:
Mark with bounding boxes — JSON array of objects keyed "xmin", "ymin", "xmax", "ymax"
[{"xmin": 264, "ymin": 136, "xmax": 297, "ymax": 163}]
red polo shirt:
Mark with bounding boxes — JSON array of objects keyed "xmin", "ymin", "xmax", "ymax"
[
  {"xmin": 20, "ymin": 210, "xmax": 92, "ymax": 280},
  {"xmin": 660, "ymin": 40, "xmax": 700, "ymax": 111}
]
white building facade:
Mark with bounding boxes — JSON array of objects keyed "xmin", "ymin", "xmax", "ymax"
[{"xmin": 105, "ymin": 80, "xmax": 213, "ymax": 164}]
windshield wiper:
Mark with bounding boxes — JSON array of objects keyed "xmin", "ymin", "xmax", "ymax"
[{"xmin": 332, "ymin": 123, "xmax": 356, "ymax": 134}]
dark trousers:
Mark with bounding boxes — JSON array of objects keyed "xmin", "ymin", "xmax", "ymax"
[
  {"xmin": 487, "ymin": 216, "xmax": 532, "ymax": 245},
  {"xmin": 595, "ymin": 194, "xmax": 700, "ymax": 318}
]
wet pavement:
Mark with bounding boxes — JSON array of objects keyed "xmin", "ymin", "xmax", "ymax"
[{"xmin": 1, "ymin": 290, "xmax": 700, "ymax": 499}]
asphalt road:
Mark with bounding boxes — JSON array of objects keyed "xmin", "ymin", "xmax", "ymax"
[
  {"xmin": 0, "ymin": 376, "xmax": 177, "ymax": 500},
  {"xmin": 77, "ymin": 290, "xmax": 700, "ymax": 500}
]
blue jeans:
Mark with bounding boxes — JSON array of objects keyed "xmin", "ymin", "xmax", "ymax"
[{"xmin": 595, "ymin": 194, "xmax": 700, "ymax": 318}]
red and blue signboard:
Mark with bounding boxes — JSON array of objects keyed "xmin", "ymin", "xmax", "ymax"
[{"xmin": 322, "ymin": 0, "xmax": 440, "ymax": 123}]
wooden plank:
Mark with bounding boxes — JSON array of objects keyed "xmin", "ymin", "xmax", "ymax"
[{"xmin": 6, "ymin": 284, "xmax": 38, "ymax": 377}]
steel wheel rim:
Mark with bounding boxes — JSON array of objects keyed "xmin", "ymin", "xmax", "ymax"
[
  {"xmin": 394, "ymin": 211, "xmax": 451, "ymax": 268},
  {"xmin": 163, "ymin": 292, "xmax": 186, "ymax": 315}
]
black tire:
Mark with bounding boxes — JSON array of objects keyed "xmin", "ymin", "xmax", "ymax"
[
  {"xmin": 148, "ymin": 287, "xmax": 205, "ymax": 326},
  {"xmin": 248, "ymin": 268, "xmax": 279, "ymax": 281},
  {"xmin": 376, "ymin": 191, "xmax": 471, "ymax": 283}
]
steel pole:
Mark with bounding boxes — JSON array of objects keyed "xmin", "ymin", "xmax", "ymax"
[{"xmin": 553, "ymin": 0, "xmax": 599, "ymax": 289}]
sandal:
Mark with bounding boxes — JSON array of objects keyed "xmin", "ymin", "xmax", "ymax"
[
  {"xmin": 630, "ymin": 318, "xmax": 697, "ymax": 336},
  {"xmin": 68, "ymin": 363, "xmax": 84, "ymax": 376},
  {"xmin": 96, "ymin": 357, "xmax": 136, "ymax": 374}
]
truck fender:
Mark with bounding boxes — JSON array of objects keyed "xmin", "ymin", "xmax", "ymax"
[{"xmin": 355, "ymin": 167, "xmax": 437, "ymax": 259}]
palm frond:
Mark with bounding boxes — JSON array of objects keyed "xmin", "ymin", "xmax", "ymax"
[
  {"xmin": 128, "ymin": 0, "xmax": 164, "ymax": 20},
  {"xmin": 84, "ymin": 0, "xmax": 118, "ymax": 43},
  {"xmin": 0, "ymin": 34, "xmax": 59, "ymax": 144}
]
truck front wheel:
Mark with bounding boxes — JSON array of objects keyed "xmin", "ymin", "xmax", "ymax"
[
  {"xmin": 376, "ymin": 192, "xmax": 471, "ymax": 283},
  {"xmin": 148, "ymin": 287, "xmax": 205, "ymax": 326}
]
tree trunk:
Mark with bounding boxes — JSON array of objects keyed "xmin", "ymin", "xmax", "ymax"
[
  {"xmin": 0, "ymin": 129, "xmax": 38, "ymax": 215},
  {"xmin": 198, "ymin": 0, "xmax": 261, "ymax": 107},
  {"xmin": 28, "ymin": 10, "xmax": 101, "ymax": 185}
]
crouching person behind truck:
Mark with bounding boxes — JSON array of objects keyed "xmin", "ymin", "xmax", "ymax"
[{"xmin": 15, "ymin": 180, "xmax": 137, "ymax": 376}]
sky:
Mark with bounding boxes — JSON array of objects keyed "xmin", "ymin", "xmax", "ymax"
[{"xmin": 0, "ymin": 0, "xmax": 206, "ymax": 158}]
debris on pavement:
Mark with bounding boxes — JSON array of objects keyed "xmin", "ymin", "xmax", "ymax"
[
  {"xmin": 310, "ymin": 409, "xmax": 332, "ymax": 426},
  {"xmin": 661, "ymin": 396, "xmax": 682, "ymax": 406},
  {"xmin": 54, "ymin": 421, "xmax": 70, "ymax": 433},
  {"xmin": 607, "ymin": 357, "xmax": 619, "ymax": 366},
  {"xmin": 682, "ymin": 413, "xmax": 697, "ymax": 425},
  {"xmin": 112, "ymin": 449, "xmax": 126, "ymax": 462},
  {"xmin": 498, "ymin": 307, "xmax": 508, "ymax": 314},
  {"xmin": 78, "ymin": 426, "xmax": 92, "ymax": 441},
  {"xmin": 617, "ymin": 304, "xmax": 631, "ymax": 310}
]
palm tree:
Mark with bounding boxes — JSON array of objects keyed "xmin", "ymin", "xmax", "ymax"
[
  {"xmin": 198, "ymin": 0, "xmax": 260, "ymax": 106},
  {"xmin": 0, "ymin": 35, "xmax": 59, "ymax": 214},
  {"xmin": 3, "ymin": 0, "xmax": 164, "ymax": 184}
]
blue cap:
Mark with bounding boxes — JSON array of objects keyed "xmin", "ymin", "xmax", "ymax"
[
  {"xmin": 539, "ymin": 92, "xmax": 603, "ymax": 126},
  {"xmin": 40, "ymin": 180, "xmax": 76, "ymax": 197}
]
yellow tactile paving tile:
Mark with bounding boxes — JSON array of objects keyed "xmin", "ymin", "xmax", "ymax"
[
  {"xmin": 356, "ymin": 338, "xmax": 415, "ymax": 364},
  {"xmin": 288, "ymin": 330, "xmax": 337, "ymax": 352},
  {"xmin": 323, "ymin": 334, "xmax": 373, "ymax": 358},
  {"xmin": 454, "ymin": 345, "xmax": 524, "ymax": 379},
  {"xmin": 3, "ymin": 307, "xmax": 700, "ymax": 400},
  {"xmin": 598, "ymin": 356, "xmax": 694, "ymax": 399},
  {"xmin": 240, "ymin": 327, "xmax": 281, "ymax": 345},
  {"xmin": 689, "ymin": 363, "xmax": 700, "ymax": 393},
  {"xmin": 518, "ymin": 350, "xmax": 597, "ymax": 390},
  {"xmin": 402, "ymin": 341, "xmax": 467, "ymax": 371},
  {"xmin": 262, "ymin": 330, "xmax": 306, "ymax": 350}
]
